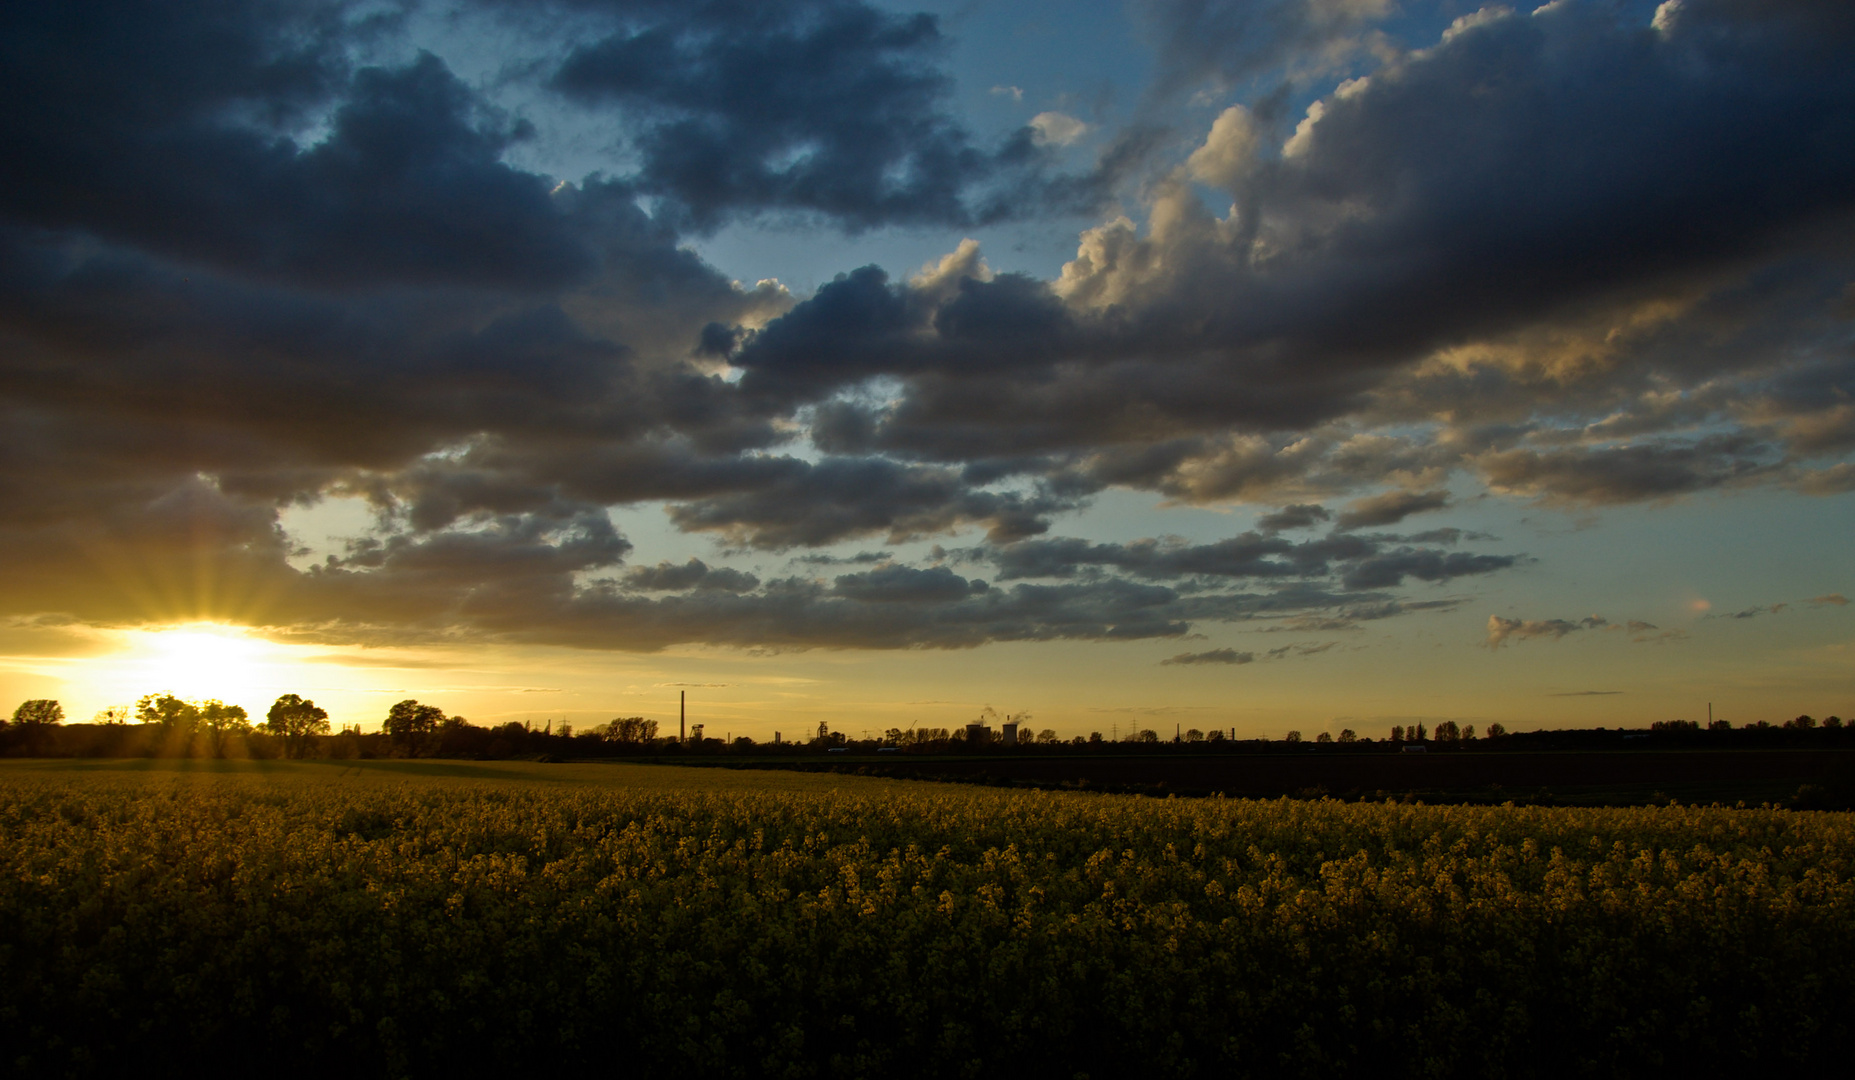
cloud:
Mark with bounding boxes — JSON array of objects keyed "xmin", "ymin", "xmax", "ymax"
[
  {"xmin": 664, "ymin": 456, "xmax": 1081, "ymax": 548},
  {"xmin": 1161, "ymin": 648, "xmax": 1255, "ymax": 665},
  {"xmin": 1488, "ymin": 611, "xmax": 1681, "ymax": 647},
  {"xmin": 1186, "ymin": 105, "xmax": 1264, "ymax": 189},
  {"xmin": 1256, "ymin": 503, "xmax": 1331, "ymax": 533},
  {"xmin": 1135, "ymin": 0, "xmax": 1395, "ymax": 103},
  {"xmin": 1549, "ymin": 690, "xmax": 1623, "ymax": 697},
  {"xmin": 1479, "ymin": 440, "xmax": 1775, "ymax": 505},
  {"xmin": 1265, "ymin": 641, "xmax": 1339, "ymax": 659},
  {"xmin": 1029, "ymin": 112, "xmax": 1091, "ymax": 146},
  {"xmin": 1485, "ymin": 615, "xmax": 1583, "ymax": 648},
  {"xmin": 1810, "ymin": 594, "xmax": 1850, "ymax": 606},
  {"xmin": 832, "ymin": 565, "xmax": 988, "ymax": 603},
  {"xmin": 4, "ymin": 19, "xmax": 594, "ymax": 293},
  {"xmin": 546, "ymin": 0, "xmax": 1085, "ymax": 231},
  {"xmin": 1335, "ymin": 489, "xmax": 1451, "ymax": 530},
  {"xmin": 0, "ymin": 0, "xmax": 1850, "ymax": 663},
  {"xmin": 624, "ymin": 558, "xmax": 761, "ymax": 593},
  {"xmin": 990, "ymin": 85, "xmax": 1024, "ymax": 102},
  {"xmin": 1339, "ymin": 548, "xmax": 1519, "ymax": 590},
  {"xmin": 1715, "ymin": 603, "xmax": 1786, "ymax": 620},
  {"xmin": 746, "ymin": 0, "xmax": 1855, "ymax": 506},
  {"xmin": 987, "ymin": 531, "xmax": 1519, "ymax": 593},
  {"xmin": 793, "ymin": 550, "xmax": 892, "ymax": 565}
]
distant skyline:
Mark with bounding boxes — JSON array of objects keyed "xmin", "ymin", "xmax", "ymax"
[{"xmin": 1, "ymin": 0, "xmax": 1851, "ymax": 737}]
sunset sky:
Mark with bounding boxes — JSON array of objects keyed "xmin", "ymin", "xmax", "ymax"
[{"xmin": 1, "ymin": 0, "xmax": 1850, "ymax": 740}]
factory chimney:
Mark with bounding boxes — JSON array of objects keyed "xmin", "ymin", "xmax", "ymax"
[{"xmin": 680, "ymin": 690, "xmax": 686, "ymax": 743}]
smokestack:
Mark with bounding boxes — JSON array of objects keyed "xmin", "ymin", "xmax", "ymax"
[{"xmin": 681, "ymin": 690, "xmax": 686, "ymax": 742}]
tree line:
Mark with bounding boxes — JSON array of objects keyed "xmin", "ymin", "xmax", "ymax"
[{"xmin": 6, "ymin": 695, "xmax": 1851, "ymax": 760}]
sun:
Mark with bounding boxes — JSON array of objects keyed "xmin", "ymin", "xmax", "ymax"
[
  {"xmin": 142, "ymin": 626, "xmax": 270, "ymax": 696},
  {"xmin": 89, "ymin": 623, "xmax": 293, "ymax": 710}
]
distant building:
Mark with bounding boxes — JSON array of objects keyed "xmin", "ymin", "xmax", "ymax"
[
  {"xmin": 1000, "ymin": 720, "xmax": 1019, "ymax": 746},
  {"xmin": 1401, "ymin": 745, "xmax": 1427, "ymax": 754}
]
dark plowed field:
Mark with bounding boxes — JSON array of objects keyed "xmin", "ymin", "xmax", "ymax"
[{"xmin": 710, "ymin": 749, "xmax": 1855, "ymax": 805}]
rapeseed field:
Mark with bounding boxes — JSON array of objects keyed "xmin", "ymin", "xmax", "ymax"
[{"xmin": 3, "ymin": 761, "xmax": 1850, "ymax": 1077}]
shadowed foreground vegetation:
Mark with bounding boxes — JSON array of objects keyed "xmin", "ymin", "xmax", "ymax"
[{"xmin": 3, "ymin": 761, "xmax": 1853, "ymax": 1078}]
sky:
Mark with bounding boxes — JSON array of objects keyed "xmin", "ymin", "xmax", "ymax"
[{"xmin": 0, "ymin": 0, "xmax": 1851, "ymax": 740}]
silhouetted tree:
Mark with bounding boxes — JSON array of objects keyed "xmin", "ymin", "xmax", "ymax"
[
  {"xmin": 602, "ymin": 717, "xmax": 658, "ymax": 744},
  {"xmin": 10, "ymin": 699, "xmax": 64, "ymax": 753},
  {"xmin": 198, "ymin": 701, "xmax": 250, "ymax": 757},
  {"xmin": 266, "ymin": 695, "xmax": 330, "ymax": 758},
  {"xmin": 1315, "ymin": 732, "xmax": 1333, "ymax": 743},
  {"xmin": 91, "ymin": 705, "xmax": 128, "ymax": 724},
  {"xmin": 1486, "ymin": 722, "xmax": 1507, "ymax": 738},
  {"xmin": 137, "ymin": 693, "xmax": 200, "ymax": 732},
  {"xmin": 13, "ymin": 699, "xmax": 64, "ymax": 726},
  {"xmin": 1337, "ymin": 729, "xmax": 1357, "ymax": 743},
  {"xmin": 383, "ymin": 699, "xmax": 444, "ymax": 753},
  {"xmin": 1284, "ymin": 730, "xmax": 1302, "ymax": 743},
  {"xmin": 1391, "ymin": 725, "xmax": 1405, "ymax": 742}
]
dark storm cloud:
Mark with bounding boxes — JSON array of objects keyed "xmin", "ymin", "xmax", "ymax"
[
  {"xmin": 546, "ymin": 0, "xmax": 1110, "ymax": 231},
  {"xmin": 700, "ymin": 0, "xmax": 1855, "ymax": 507},
  {"xmin": 1, "ymin": 6, "xmax": 594, "ymax": 292},
  {"xmin": 0, "ymin": 0, "xmax": 1850, "ymax": 659},
  {"xmin": 276, "ymin": 569, "xmax": 1203, "ymax": 651},
  {"xmin": 728, "ymin": 262, "xmax": 1075, "ymax": 408},
  {"xmin": 663, "ymin": 456, "xmax": 1081, "ymax": 548}
]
